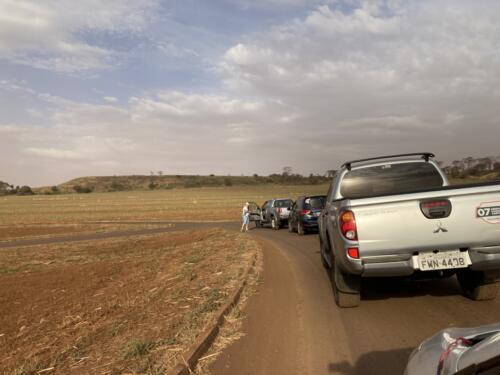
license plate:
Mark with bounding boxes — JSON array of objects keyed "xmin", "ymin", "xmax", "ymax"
[{"xmin": 417, "ymin": 250, "xmax": 470, "ymax": 271}]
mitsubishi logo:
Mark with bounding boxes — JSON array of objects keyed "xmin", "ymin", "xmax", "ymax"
[{"xmin": 433, "ymin": 221, "xmax": 448, "ymax": 233}]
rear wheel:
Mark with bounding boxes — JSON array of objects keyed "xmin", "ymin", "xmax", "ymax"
[
  {"xmin": 297, "ymin": 222, "xmax": 305, "ymax": 236},
  {"xmin": 457, "ymin": 269, "xmax": 498, "ymax": 301},
  {"xmin": 271, "ymin": 217, "xmax": 279, "ymax": 230},
  {"xmin": 331, "ymin": 262, "xmax": 361, "ymax": 308},
  {"xmin": 320, "ymin": 238, "xmax": 330, "ymax": 269}
]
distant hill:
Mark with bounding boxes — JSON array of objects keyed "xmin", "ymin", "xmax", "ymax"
[
  {"xmin": 27, "ymin": 157, "xmax": 500, "ymax": 195},
  {"xmin": 34, "ymin": 174, "xmax": 330, "ymax": 194}
]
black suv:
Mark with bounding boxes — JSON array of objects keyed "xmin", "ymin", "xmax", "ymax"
[{"xmin": 288, "ymin": 195, "xmax": 326, "ymax": 235}]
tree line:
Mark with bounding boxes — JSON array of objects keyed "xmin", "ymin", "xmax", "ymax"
[
  {"xmin": 0, "ymin": 182, "xmax": 34, "ymax": 196},
  {"xmin": 440, "ymin": 156, "xmax": 500, "ymax": 179},
  {"xmin": 2, "ymin": 157, "xmax": 499, "ymax": 196}
]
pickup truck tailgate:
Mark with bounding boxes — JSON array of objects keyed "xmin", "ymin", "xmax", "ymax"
[{"xmin": 350, "ymin": 184, "xmax": 500, "ymax": 256}]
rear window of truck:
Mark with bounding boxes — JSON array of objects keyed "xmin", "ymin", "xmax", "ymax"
[{"xmin": 340, "ymin": 162, "xmax": 444, "ymax": 199}]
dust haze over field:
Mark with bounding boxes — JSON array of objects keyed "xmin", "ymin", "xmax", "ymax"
[{"xmin": 1, "ymin": 0, "xmax": 500, "ymax": 186}]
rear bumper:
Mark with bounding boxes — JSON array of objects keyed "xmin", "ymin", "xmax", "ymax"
[
  {"xmin": 302, "ymin": 219, "xmax": 319, "ymax": 228},
  {"xmin": 469, "ymin": 245, "xmax": 500, "ymax": 272},
  {"xmin": 345, "ymin": 245, "xmax": 500, "ymax": 278},
  {"xmin": 361, "ymin": 255, "xmax": 415, "ymax": 277}
]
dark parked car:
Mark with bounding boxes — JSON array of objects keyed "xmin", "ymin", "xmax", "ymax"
[{"xmin": 288, "ymin": 195, "xmax": 326, "ymax": 235}]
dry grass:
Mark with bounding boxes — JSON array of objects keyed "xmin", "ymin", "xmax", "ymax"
[
  {"xmin": 0, "ymin": 223, "xmax": 170, "ymax": 242},
  {"xmin": 0, "ymin": 185, "xmax": 313, "ymax": 373},
  {"xmin": 0, "ymin": 185, "xmax": 329, "ymax": 226},
  {"xmin": 194, "ymin": 245, "xmax": 264, "ymax": 375},
  {"xmin": 0, "ymin": 228, "xmax": 260, "ymax": 374}
]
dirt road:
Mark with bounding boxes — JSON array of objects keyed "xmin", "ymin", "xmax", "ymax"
[{"xmin": 210, "ymin": 227, "xmax": 500, "ymax": 375}]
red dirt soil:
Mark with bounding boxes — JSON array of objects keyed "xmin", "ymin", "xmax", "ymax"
[{"xmin": 0, "ymin": 228, "xmax": 257, "ymax": 374}]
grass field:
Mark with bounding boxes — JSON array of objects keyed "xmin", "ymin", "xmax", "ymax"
[
  {"xmin": 0, "ymin": 228, "xmax": 258, "ymax": 374},
  {"xmin": 0, "ymin": 185, "xmax": 330, "ymax": 227},
  {"xmin": 0, "ymin": 185, "xmax": 324, "ymax": 374}
]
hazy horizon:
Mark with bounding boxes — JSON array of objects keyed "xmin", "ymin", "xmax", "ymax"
[{"xmin": 2, "ymin": 0, "xmax": 500, "ymax": 186}]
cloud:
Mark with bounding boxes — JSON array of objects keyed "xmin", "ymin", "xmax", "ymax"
[
  {"xmin": 220, "ymin": 0, "xmax": 500, "ymax": 164},
  {"xmin": 25, "ymin": 147, "xmax": 82, "ymax": 159},
  {"xmin": 2, "ymin": 1, "xmax": 500, "ymax": 186},
  {"xmin": 226, "ymin": 0, "xmax": 327, "ymax": 9},
  {"xmin": 103, "ymin": 96, "xmax": 119, "ymax": 103},
  {"xmin": 156, "ymin": 42, "xmax": 199, "ymax": 58},
  {"xmin": 0, "ymin": 0, "xmax": 158, "ymax": 72},
  {"xmin": 0, "ymin": 86, "xmax": 291, "ymax": 185}
]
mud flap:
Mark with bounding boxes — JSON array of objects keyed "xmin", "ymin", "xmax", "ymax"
[{"xmin": 334, "ymin": 262, "xmax": 361, "ymax": 294}]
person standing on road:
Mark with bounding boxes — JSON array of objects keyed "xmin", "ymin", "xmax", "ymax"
[{"xmin": 241, "ymin": 202, "xmax": 250, "ymax": 232}]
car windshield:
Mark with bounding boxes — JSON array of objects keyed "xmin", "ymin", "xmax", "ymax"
[
  {"xmin": 274, "ymin": 199, "xmax": 293, "ymax": 208},
  {"xmin": 340, "ymin": 162, "xmax": 443, "ymax": 199},
  {"xmin": 305, "ymin": 196, "xmax": 326, "ymax": 209}
]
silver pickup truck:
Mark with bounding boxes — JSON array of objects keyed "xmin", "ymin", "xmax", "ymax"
[
  {"xmin": 319, "ymin": 153, "xmax": 500, "ymax": 307},
  {"xmin": 257, "ymin": 198, "xmax": 294, "ymax": 229}
]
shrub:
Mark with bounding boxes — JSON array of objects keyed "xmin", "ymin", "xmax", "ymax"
[
  {"xmin": 109, "ymin": 181, "xmax": 125, "ymax": 191},
  {"xmin": 73, "ymin": 185, "xmax": 93, "ymax": 193},
  {"xmin": 184, "ymin": 179, "xmax": 201, "ymax": 188},
  {"xmin": 17, "ymin": 186, "xmax": 34, "ymax": 195}
]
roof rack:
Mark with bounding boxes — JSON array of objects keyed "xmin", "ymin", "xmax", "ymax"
[{"xmin": 342, "ymin": 152, "xmax": 435, "ymax": 171}]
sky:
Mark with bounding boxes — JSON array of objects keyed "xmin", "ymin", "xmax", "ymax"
[{"xmin": 1, "ymin": 0, "xmax": 500, "ymax": 186}]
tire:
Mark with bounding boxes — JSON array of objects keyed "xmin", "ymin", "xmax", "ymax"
[
  {"xmin": 321, "ymin": 254, "xmax": 329, "ymax": 269},
  {"xmin": 320, "ymin": 235, "xmax": 332, "ymax": 269},
  {"xmin": 331, "ymin": 262, "xmax": 360, "ymax": 308},
  {"xmin": 457, "ymin": 269, "xmax": 498, "ymax": 301},
  {"xmin": 297, "ymin": 222, "xmax": 305, "ymax": 236},
  {"xmin": 271, "ymin": 217, "xmax": 279, "ymax": 230}
]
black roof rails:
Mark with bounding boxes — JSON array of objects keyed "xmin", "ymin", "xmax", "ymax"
[{"xmin": 342, "ymin": 153, "xmax": 435, "ymax": 171}]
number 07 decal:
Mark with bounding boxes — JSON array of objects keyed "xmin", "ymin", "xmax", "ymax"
[{"xmin": 477, "ymin": 201, "xmax": 500, "ymax": 224}]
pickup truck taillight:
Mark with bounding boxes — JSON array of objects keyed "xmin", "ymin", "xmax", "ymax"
[
  {"xmin": 300, "ymin": 209, "xmax": 311, "ymax": 216},
  {"xmin": 347, "ymin": 247, "xmax": 359, "ymax": 259},
  {"xmin": 340, "ymin": 210, "xmax": 357, "ymax": 240}
]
